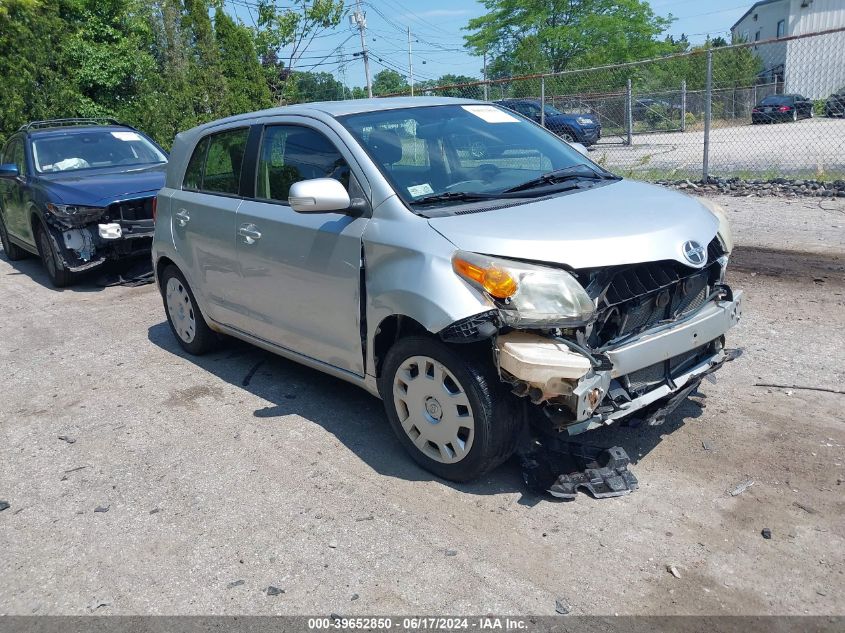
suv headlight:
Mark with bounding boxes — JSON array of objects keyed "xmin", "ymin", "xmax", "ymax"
[
  {"xmin": 46, "ymin": 203, "xmax": 105, "ymax": 220},
  {"xmin": 576, "ymin": 116, "xmax": 593, "ymax": 125},
  {"xmin": 697, "ymin": 198, "xmax": 733, "ymax": 254},
  {"xmin": 452, "ymin": 251, "xmax": 595, "ymax": 328}
]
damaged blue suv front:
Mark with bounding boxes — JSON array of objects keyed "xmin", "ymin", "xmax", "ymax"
[{"xmin": 0, "ymin": 119, "xmax": 167, "ymax": 286}]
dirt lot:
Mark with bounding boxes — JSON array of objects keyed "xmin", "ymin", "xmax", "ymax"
[
  {"xmin": 0, "ymin": 194, "xmax": 843, "ymax": 616},
  {"xmin": 595, "ymin": 117, "xmax": 845, "ymax": 177}
]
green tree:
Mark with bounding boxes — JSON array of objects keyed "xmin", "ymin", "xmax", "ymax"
[
  {"xmin": 254, "ymin": 0, "xmax": 345, "ymax": 103},
  {"xmin": 184, "ymin": 0, "xmax": 229, "ymax": 118},
  {"xmin": 289, "ymin": 71, "xmax": 347, "ymax": 102},
  {"xmin": 215, "ymin": 8, "xmax": 272, "ymax": 115},
  {"xmin": 0, "ymin": 0, "xmax": 78, "ymax": 145},
  {"xmin": 372, "ymin": 69, "xmax": 409, "ymax": 96},
  {"xmin": 464, "ymin": 0, "xmax": 675, "ymax": 75}
]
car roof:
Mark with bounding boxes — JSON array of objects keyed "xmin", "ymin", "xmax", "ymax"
[
  {"xmin": 27, "ymin": 124, "xmax": 140, "ymax": 139},
  {"xmin": 205, "ymin": 96, "xmax": 480, "ymax": 127}
]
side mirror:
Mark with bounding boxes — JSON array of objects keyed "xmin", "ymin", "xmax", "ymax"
[
  {"xmin": 288, "ymin": 178, "xmax": 352, "ymax": 214},
  {"xmin": 0, "ymin": 164, "xmax": 19, "ymax": 179},
  {"xmin": 569, "ymin": 142, "xmax": 589, "ymax": 156}
]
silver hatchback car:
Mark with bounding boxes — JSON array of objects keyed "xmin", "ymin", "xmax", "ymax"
[{"xmin": 153, "ymin": 97, "xmax": 742, "ymax": 482}]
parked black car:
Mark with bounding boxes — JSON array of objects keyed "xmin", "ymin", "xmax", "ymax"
[
  {"xmin": 751, "ymin": 94, "xmax": 814, "ymax": 124},
  {"xmin": 493, "ymin": 99, "xmax": 602, "ymax": 146},
  {"xmin": 825, "ymin": 88, "xmax": 845, "ymax": 117},
  {"xmin": 0, "ymin": 119, "xmax": 167, "ymax": 287}
]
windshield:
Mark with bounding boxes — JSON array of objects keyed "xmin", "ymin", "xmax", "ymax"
[
  {"xmin": 32, "ymin": 129, "xmax": 167, "ymax": 173},
  {"xmin": 760, "ymin": 95, "xmax": 793, "ymax": 106},
  {"xmin": 544, "ymin": 104, "xmax": 563, "ymax": 116},
  {"xmin": 340, "ymin": 104, "xmax": 609, "ymax": 209}
]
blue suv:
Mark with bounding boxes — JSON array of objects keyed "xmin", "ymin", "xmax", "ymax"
[
  {"xmin": 0, "ymin": 119, "xmax": 167, "ymax": 286},
  {"xmin": 494, "ymin": 99, "xmax": 602, "ymax": 146}
]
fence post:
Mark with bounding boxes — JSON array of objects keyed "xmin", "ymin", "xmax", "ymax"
[
  {"xmin": 681, "ymin": 79, "xmax": 687, "ymax": 132},
  {"xmin": 626, "ymin": 78, "xmax": 633, "ymax": 146},
  {"xmin": 540, "ymin": 77, "xmax": 545, "ymax": 127},
  {"xmin": 703, "ymin": 49, "xmax": 713, "ymax": 181}
]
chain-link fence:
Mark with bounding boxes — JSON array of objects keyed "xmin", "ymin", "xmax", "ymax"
[{"xmin": 381, "ymin": 27, "xmax": 845, "ymax": 182}]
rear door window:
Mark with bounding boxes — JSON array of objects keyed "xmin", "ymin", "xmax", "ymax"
[{"xmin": 183, "ymin": 128, "xmax": 249, "ymax": 195}]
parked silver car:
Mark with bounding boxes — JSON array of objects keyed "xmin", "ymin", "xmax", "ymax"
[{"xmin": 152, "ymin": 97, "xmax": 742, "ymax": 482}]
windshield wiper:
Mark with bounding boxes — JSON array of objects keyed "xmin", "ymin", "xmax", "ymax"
[
  {"xmin": 503, "ymin": 164, "xmax": 618, "ymax": 193},
  {"xmin": 411, "ymin": 191, "xmax": 501, "ymax": 205}
]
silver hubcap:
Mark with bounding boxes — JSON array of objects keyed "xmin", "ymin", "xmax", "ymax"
[
  {"xmin": 393, "ymin": 355, "xmax": 475, "ymax": 464},
  {"xmin": 166, "ymin": 277, "xmax": 196, "ymax": 343},
  {"xmin": 563, "ymin": 133, "xmax": 575, "ymax": 142}
]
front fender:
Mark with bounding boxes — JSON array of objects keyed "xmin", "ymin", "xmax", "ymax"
[{"xmin": 363, "ymin": 214, "xmax": 494, "ymax": 376}]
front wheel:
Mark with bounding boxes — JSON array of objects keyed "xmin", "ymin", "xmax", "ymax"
[
  {"xmin": 379, "ymin": 336, "xmax": 523, "ymax": 482},
  {"xmin": 35, "ymin": 222, "xmax": 73, "ymax": 287},
  {"xmin": 560, "ymin": 130, "xmax": 576, "ymax": 143}
]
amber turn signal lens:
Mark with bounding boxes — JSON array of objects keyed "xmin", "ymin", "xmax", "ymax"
[{"xmin": 453, "ymin": 256, "xmax": 518, "ymax": 299}]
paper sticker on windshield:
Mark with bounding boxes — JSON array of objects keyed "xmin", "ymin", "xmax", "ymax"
[
  {"xmin": 461, "ymin": 105, "xmax": 519, "ymax": 123},
  {"xmin": 408, "ymin": 183, "xmax": 434, "ymax": 197},
  {"xmin": 111, "ymin": 131, "xmax": 141, "ymax": 141}
]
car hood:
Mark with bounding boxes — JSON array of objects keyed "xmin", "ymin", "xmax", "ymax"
[
  {"xmin": 427, "ymin": 179, "xmax": 719, "ymax": 269},
  {"xmin": 547, "ymin": 113, "xmax": 598, "ymax": 127},
  {"xmin": 40, "ymin": 163, "xmax": 167, "ymax": 206}
]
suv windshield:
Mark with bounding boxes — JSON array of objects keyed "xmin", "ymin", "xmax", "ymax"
[
  {"xmin": 340, "ymin": 104, "xmax": 611, "ymax": 210},
  {"xmin": 31, "ymin": 129, "xmax": 167, "ymax": 173}
]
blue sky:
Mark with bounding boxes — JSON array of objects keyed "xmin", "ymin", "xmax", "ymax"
[{"xmin": 227, "ymin": 0, "xmax": 756, "ymax": 88}]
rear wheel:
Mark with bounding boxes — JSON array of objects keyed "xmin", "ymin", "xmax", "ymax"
[
  {"xmin": 0, "ymin": 212, "xmax": 27, "ymax": 261},
  {"xmin": 792, "ymin": 109, "xmax": 798, "ymax": 122},
  {"xmin": 161, "ymin": 265, "xmax": 218, "ymax": 355},
  {"xmin": 35, "ymin": 222, "xmax": 73, "ymax": 287},
  {"xmin": 379, "ymin": 335, "xmax": 523, "ymax": 482}
]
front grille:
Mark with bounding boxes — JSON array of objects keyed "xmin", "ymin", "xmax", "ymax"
[
  {"xmin": 110, "ymin": 198, "xmax": 154, "ymax": 222},
  {"xmin": 585, "ymin": 238, "xmax": 722, "ymax": 348},
  {"xmin": 627, "ymin": 362, "xmax": 665, "ymax": 393}
]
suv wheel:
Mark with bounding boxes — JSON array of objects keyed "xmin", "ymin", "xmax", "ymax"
[
  {"xmin": 0, "ymin": 213, "xmax": 27, "ymax": 261},
  {"xmin": 35, "ymin": 223, "xmax": 73, "ymax": 287},
  {"xmin": 161, "ymin": 265, "xmax": 217, "ymax": 355},
  {"xmin": 379, "ymin": 335, "xmax": 523, "ymax": 482},
  {"xmin": 560, "ymin": 130, "xmax": 576, "ymax": 143}
]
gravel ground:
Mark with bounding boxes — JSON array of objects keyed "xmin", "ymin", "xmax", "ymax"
[
  {"xmin": 0, "ymin": 194, "xmax": 843, "ymax": 616},
  {"xmin": 595, "ymin": 117, "xmax": 845, "ymax": 177}
]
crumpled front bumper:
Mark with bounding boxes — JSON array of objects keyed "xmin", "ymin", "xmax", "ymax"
[{"xmin": 499, "ymin": 291, "xmax": 744, "ymax": 434}]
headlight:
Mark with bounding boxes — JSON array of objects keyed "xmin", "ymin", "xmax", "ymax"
[
  {"xmin": 697, "ymin": 198, "xmax": 734, "ymax": 254},
  {"xmin": 452, "ymin": 251, "xmax": 595, "ymax": 328},
  {"xmin": 576, "ymin": 117, "xmax": 593, "ymax": 125},
  {"xmin": 46, "ymin": 203, "xmax": 105, "ymax": 219}
]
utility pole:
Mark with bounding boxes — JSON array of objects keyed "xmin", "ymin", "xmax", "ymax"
[
  {"xmin": 352, "ymin": 0, "xmax": 372, "ymax": 98},
  {"xmin": 408, "ymin": 26, "xmax": 414, "ymax": 96},
  {"xmin": 482, "ymin": 51, "xmax": 488, "ymax": 101}
]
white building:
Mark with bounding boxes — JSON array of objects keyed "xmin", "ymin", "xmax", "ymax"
[{"xmin": 730, "ymin": 0, "xmax": 845, "ymax": 98}]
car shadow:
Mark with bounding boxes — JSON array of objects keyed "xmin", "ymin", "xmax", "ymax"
[
  {"xmin": 0, "ymin": 250, "xmax": 152, "ymax": 293},
  {"xmin": 147, "ymin": 321, "xmax": 704, "ymax": 504}
]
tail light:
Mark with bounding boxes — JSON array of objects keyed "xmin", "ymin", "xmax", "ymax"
[
  {"xmin": 151, "ymin": 196, "xmax": 157, "ymax": 222},
  {"xmin": 778, "ymin": 106, "xmax": 791, "ymax": 112}
]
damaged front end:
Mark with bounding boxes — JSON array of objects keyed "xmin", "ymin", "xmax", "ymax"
[
  {"xmin": 499, "ymin": 237, "xmax": 742, "ymax": 434},
  {"xmin": 447, "ymin": 236, "xmax": 742, "ymax": 436},
  {"xmin": 43, "ymin": 197, "xmax": 155, "ymax": 272}
]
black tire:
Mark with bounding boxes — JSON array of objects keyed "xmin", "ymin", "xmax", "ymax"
[
  {"xmin": 35, "ymin": 222, "xmax": 74, "ymax": 287},
  {"xmin": 560, "ymin": 130, "xmax": 577, "ymax": 143},
  {"xmin": 0, "ymin": 212, "xmax": 27, "ymax": 261},
  {"xmin": 160, "ymin": 264, "xmax": 218, "ymax": 355},
  {"xmin": 378, "ymin": 335, "xmax": 523, "ymax": 482}
]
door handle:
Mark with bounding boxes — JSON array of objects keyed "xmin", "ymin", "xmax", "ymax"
[
  {"xmin": 238, "ymin": 223, "xmax": 262, "ymax": 244},
  {"xmin": 175, "ymin": 208, "xmax": 190, "ymax": 227}
]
